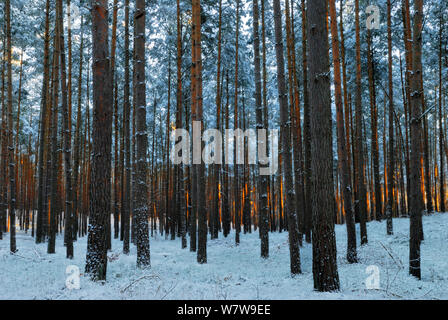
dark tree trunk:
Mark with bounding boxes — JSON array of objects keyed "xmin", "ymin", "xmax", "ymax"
[
  {"xmin": 354, "ymin": 0, "xmax": 368, "ymax": 245},
  {"xmin": 134, "ymin": 0, "xmax": 150, "ymax": 268},
  {"xmin": 85, "ymin": 0, "xmax": 112, "ymax": 281},
  {"xmin": 386, "ymin": 0, "xmax": 394, "ymax": 235},
  {"xmin": 272, "ymin": 0, "xmax": 301, "ymax": 275},
  {"xmin": 409, "ymin": 0, "xmax": 424, "ymax": 280},
  {"xmin": 307, "ymin": 0, "xmax": 340, "ymax": 291},
  {"xmin": 329, "ymin": 0, "xmax": 357, "ymax": 263},
  {"xmin": 253, "ymin": 0, "xmax": 269, "ymax": 258}
]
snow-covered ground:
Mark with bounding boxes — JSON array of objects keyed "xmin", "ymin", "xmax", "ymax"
[{"xmin": 0, "ymin": 213, "xmax": 447, "ymax": 300}]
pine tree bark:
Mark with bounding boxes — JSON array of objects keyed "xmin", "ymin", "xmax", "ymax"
[
  {"xmin": 301, "ymin": 0, "xmax": 312, "ymax": 243},
  {"xmin": 5, "ymin": 0, "xmax": 17, "ymax": 253},
  {"xmin": 0, "ymin": 27, "xmax": 7, "ymax": 240},
  {"xmin": 438, "ymin": 14, "xmax": 445, "ymax": 212},
  {"xmin": 193, "ymin": 0, "xmax": 207, "ymax": 264},
  {"xmin": 354, "ymin": 0, "xmax": 368, "ymax": 245},
  {"xmin": 329, "ymin": 0, "xmax": 357, "ymax": 263},
  {"xmin": 386, "ymin": 0, "xmax": 394, "ymax": 234},
  {"xmin": 176, "ymin": 0, "xmax": 187, "ymax": 248},
  {"xmin": 409, "ymin": 0, "xmax": 424, "ymax": 280},
  {"xmin": 85, "ymin": 0, "xmax": 113, "ymax": 280},
  {"xmin": 134, "ymin": 0, "xmax": 150, "ymax": 268},
  {"xmin": 234, "ymin": 0, "xmax": 241, "ymax": 246},
  {"xmin": 272, "ymin": 0, "xmax": 301, "ymax": 275},
  {"xmin": 253, "ymin": 0, "xmax": 269, "ymax": 258},
  {"xmin": 47, "ymin": 6, "xmax": 61, "ymax": 255},
  {"xmin": 122, "ymin": 0, "xmax": 131, "ymax": 255},
  {"xmin": 36, "ymin": 0, "xmax": 51, "ymax": 244},
  {"xmin": 57, "ymin": 0, "xmax": 74, "ymax": 259},
  {"xmin": 72, "ymin": 17, "xmax": 84, "ymax": 243},
  {"xmin": 366, "ymin": 29, "xmax": 382, "ymax": 222},
  {"xmin": 307, "ymin": 0, "xmax": 340, "ymax": 291}
]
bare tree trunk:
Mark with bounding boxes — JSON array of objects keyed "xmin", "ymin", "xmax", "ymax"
[
  {"xmin": 176, "ymin": 0, "xmax": 187, "ymax": 248},
  {"xmin": 307, "ymin": 0, "xmax": 340, "ymax": 291},
  {"xmin": 272, "ymin": 0, "xmax": 301, "ymax": 275},
  {"xmin": 5, "ymin": 0, "xmax": 17, "ymax": 253},
  {"xmin": 354, "ymin": 0, "xmax": 368, "ymax": 245},
  {"xmin": 56, "ymin": 0, "xmax": 74, "ymax": 258},
  {"xmin": 234, "ymin": 0, "xmax": 241, "ymax": 246},
  {"xmin": 47, "ymin": 5, "xmax": 61, "ymax": 254},
  {"xmin": 122, "ymin": 0, "xmax": 131, "ymax": 255},
  {"xmin": 409, "ymin": 0, "xmax": 424, "ymax": 280},
  {"xmin": 438, "ymin": 14, "xmax": 445, "ymax": 212},
  {"xmin": 134, "ymin": 0, "xmax": 150, "ymax": 268},
  {"xmin": 72, "ymin": 17, "xmax": 84, "ymax": 243},
  {"xmin": 194, "ymin": 0, "xmax": 207, "ymax": 264},
  {"xmin": 329, "ymin": 0, "xmax": 357, "ymax": 264},
  {"xmin": 301, "ymin": 0, "xmax": 312, "ymax": 243},
  {"xmin": 36, "ymin": 0, "xmax": 51, "ymax": 244},
  {"xmin": 386, "ymin": 0, "xmax": 394, "ymax": 235},
  {"xmin": 253, "ymin": 0, "xmax": 269, "ymax": 258},
  {"xmin": 85, "ymin": 0, "xmax": 112, "ymax": 280}
]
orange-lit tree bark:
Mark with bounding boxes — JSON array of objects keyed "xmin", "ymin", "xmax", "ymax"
[
  {"xmin": 307, "ymin": 0, "xmax": 340, "ymax": 291},
  {"xmin": 85, "ymin": 0, "xmax": 113, "ymax": 280},
  {"xmin": 272, "ymin": 0, "xmax": 301, "ymax": 275}
]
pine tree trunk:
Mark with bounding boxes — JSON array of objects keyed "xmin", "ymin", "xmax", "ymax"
[
  {"xmin": 438, "ymin": 14, "xmax": 445, "ymax": 212},
  {"xmin": 234, "ymin": 0, "xmax": 241, "ymax": 246},
  {"xmin": 176, "ymin": 0, "xmax": 187, "ymax": 248},
  {"xmin": 134, "ymin": 0, "xmax": 150, "ymax": 268},
  {"xmin": 122, "ymin": 0, "xmax": 131, "ymax": 255},
  {"xmin": 193, "ymin": 0, "xmax": 207, "ymax": 264},
  {"xmin": 47, "ymin": 6, "xmax": 61, "ymax": 255},
  {"xmin": 36, "ymin": 0, "xmax": 51, "ymax": 244},
  {"xmin": 253, "ymin": 0, "xmax": 269, "ymax": 258},
  {"xmin": 85, "ymin": 0, "xmax": 112, "ymax": 280},
  {"xmin": 386, "ymin": 0, "xmax": 394, "ymax": 235},
  {"xmin": 409, "ymin": 0, "xmax": 424, "ymax": 280},
  {"xmin": 5, "ymin": 0, "xmax": 17, "ymax": 253},
  {"xmin": 72, "ymin": 17, "xmax": 84, "ymax": 243},
  {"xmin": 354, "ymin": 0, "xmax": 368, "ymax": 245},
  {"xmin": 56, "ymin": 0, "xmax": 74, "ymax": 259},
  {"xmin": 307, "ymin": 0, "xmax": 340, "ymax": 291},
  {"xmin": 272, "ymin": 0, "xmax": 301, "ymax": 275},
  {"xmin": 329, "ymin": 0, "xmax": 357, "ymax": 264}
]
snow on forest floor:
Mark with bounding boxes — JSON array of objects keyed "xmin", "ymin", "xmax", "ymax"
[{"xmin": 0, "ymin": 213, "xmax": 447, "ymax": 300}]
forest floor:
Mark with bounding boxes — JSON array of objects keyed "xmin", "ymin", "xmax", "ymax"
[{"xmin": 0, "ymin": 213, "xmax": 447, "ymax": 300}]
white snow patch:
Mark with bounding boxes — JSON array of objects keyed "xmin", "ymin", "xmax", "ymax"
[{"xmin": 0, "ymin": 213, "xmax": 447, "ymax": 300}]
